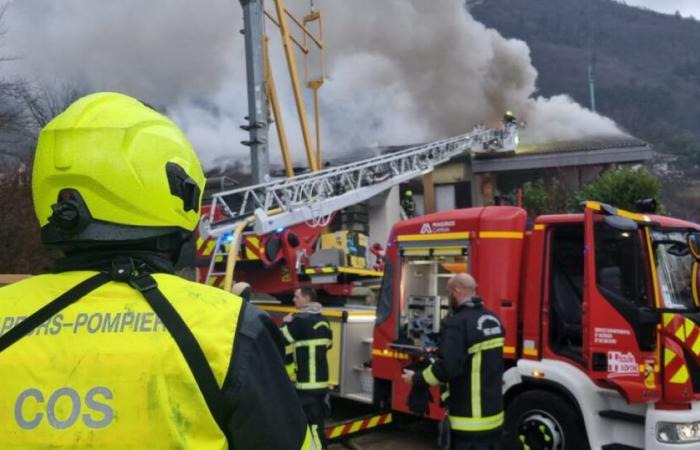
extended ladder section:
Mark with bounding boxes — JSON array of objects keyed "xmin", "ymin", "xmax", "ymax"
[{"xmin": 202, "ymin": 125, "xmax": 517, "ymax": 237}]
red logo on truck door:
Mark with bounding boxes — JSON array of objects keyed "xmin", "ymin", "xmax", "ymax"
[{"xmin": 607, "ymin": 351, "xmax": 639, "ymax": 376}]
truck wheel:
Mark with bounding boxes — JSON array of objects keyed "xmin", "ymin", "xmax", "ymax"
[{"xmin": 504, "ymin": 390, "xmax": 589, "ymax": 450}]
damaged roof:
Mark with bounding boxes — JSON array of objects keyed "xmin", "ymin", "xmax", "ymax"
[{"xmin": 470, "ymin": 134, "xmax": 652, "ymax": 173}]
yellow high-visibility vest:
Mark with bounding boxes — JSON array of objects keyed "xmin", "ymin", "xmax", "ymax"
[{"xmin": 0, "ymin": 271, "xmax": 240, "ymax": 449}]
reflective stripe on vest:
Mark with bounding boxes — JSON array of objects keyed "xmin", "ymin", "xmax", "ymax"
[
  {"xmin": 312, "ymin": 321, "xmax": 330, "ymax": 331},
  {"xmin": 422, "ymin": 365, "xmax": 440, "ymax": 386},
  {"xmin": 292, "ymin": 338, "xmax": 332, "ymax": 349},
  {"xmin": 471, "ymin": 350, "xmax": 482, "ymax": 417},
  {"xmin": 302, "ymin": 426, "xmax": 317, "ymax": 449},
  {"xmin": 296, "ymin": 380, "xmax": 330, "ymax": 390},
  {"xmin": 281, "ymin": 325, "xmax": 295, "ymax": 344},
  {"xmin": 467, "ymin": 337, "xmax": 504, "ymax": 354},
  {"xmin": 467, "ymin": 337, "xmax": 503, "ymax": 419},
  {"xmin": 450, "ymin": 412, "xmax": 504, "ymax": 432},
  {"xmin": 293, "ymin": 338, "xmax": 331, "ymax": 389},
  {"xmin": 0, "ymin": 272, "xmax": 239, "ymax": 449}
]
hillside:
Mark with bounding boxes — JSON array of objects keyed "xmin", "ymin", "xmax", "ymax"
[
  {"xmin": 470, "ymin": 0, "xmax": 700, "ymax": 219},
  {"xmin": 471, "ymin": 0, "xmax": 700, "ymax": 162}
]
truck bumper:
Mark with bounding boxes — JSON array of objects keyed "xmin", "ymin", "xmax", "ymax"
[{"xmin": 646, "ymin": 401, "xmax": 700, "ymax": 449}]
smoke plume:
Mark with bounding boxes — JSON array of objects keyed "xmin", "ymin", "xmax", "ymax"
[{"xmin": 4, "ymin": 0, "xmax": 623, "ymax": 171}]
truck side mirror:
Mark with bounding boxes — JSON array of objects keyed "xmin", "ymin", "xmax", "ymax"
[
  {"xmin": 689, "ymin": 231, "xmax": 700, "ymax": 260},
  {"xmin": 638, "ymin": 307, "xmax": 660, "ymax": 326},
  {"xmin": 637, "ymin": 307, "xmax": 660, "ymax": 351}
]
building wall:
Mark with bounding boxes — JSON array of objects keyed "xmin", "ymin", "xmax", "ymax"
[{"xmin": 368, "ymin": 186, "xmax": 401, "ymax": 247}]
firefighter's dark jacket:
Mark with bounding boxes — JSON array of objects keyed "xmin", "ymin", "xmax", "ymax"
[
  {"xmin": 280, "ymin": 308, "xmax": 332, "ymax": 392},
  {"xmin": 0, "ymin": 253, "xmax": 312, "ymax": 449},
  {"xmin": 413, "ymin": 298, "xmax": 505, "ymax": 435}
]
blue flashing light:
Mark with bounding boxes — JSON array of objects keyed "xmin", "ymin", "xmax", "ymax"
[
  {"xmin": 276, "ymin": 227, "xmax": 284, "ymax": 233},
  {"xmin": 225, "ymin": 234, "xmax": 234, "ymax": 243}
]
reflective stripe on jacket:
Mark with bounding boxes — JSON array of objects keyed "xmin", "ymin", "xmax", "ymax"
[
  {"xmin": 416, "ymin": 300, "xmax": 505, "ymax": 435},
  {"xmin": 281, "ymin": 313, "xmax": 332, "ymax": 391}
]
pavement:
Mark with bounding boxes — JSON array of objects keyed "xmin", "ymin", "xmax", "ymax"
[{"xmin": 328, "ymin": 422, "xmax": 438, "ymax": 449}]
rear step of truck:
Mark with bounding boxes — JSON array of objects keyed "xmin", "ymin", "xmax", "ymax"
[
  {"xmin": 325, "ymin": 411, "xmax": 393, "ymax": 441},
  {"xmin": 601, "ymin": 445, "xmax": 643, "ymax": 450},
  {"xmin": 598, "ymin": 410, "xmax": 645, "ymax": 425}
]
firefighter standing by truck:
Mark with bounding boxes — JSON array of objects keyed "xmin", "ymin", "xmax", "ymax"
[
  {"xmin": 0, "ymin": 92, "xmax": 315, "ymax": 449},
  {"xmin": 281, "ymin": 287, "xmax": 333, "ymax": 449},
  {"xmin": 402, "ymin": 273, "xmax": 505, "ymax": 450}
]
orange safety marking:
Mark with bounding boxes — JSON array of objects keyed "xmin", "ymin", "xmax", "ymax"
[
  {"xmin": 197, "ymin": 237, "xmax": 217, "ymax": 257},
  {"xmin": 522, "ymin": 348, "xmax": 538, "ymax": 357},
  {"xmin": 242, "ymin": 236, "xmax": 261, "ymax": 260},
  {"xmin": 325, "ymin": 413, "xmax": 392, "ymax": 439},
  {"xmin": 663, "ymin": 313, "xmax": 687, "ymax": 343},
  {"xmin": 372, "ymin": 348, "xmax": 409, "ymax": 360},
  {"xmin": 664, "ymin": 345, "xmax": 690, "ymax": 385},
  {"xmin": 206, "ymin": 275, "xmax": 224, "ymax": 288}
]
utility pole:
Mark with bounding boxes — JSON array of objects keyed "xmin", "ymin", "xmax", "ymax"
[
  {"xmin": 588, "ymin": 55, "xmax": 597, "ymax": 113},
  {"xmin": 587, "ymin": 0, "xmax": 597, "ymax": 113},
  {"xmin": 240, "ymin": 0, "xmax": 270, "ymax": 184}
]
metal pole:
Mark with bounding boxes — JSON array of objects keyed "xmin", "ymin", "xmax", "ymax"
[
  {"xmin": 240, "ymin": 0, "xmax": 271, "ymax": 184},
  {"xmin": 588, "ymin": 61, "xmax": 596, "ymax": 113},
  {"xmin": 313, "ymin": 86, "xmax": 321, "ymax": 167},
  {"xmin": 264, "ymin": 35, "xmax": 295, "ymax": 178},
  {"xmin": 273, "ymin": 0, "xmax": 319, "ymax": 172}
]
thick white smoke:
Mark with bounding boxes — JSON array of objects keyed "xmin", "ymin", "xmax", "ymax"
[
  {"xmin": 313, "ymin": 0, "xmax": 621, "ymax": 146},
  {"xmin": 4, "ymin": 0, "xmax": 623, "ymax": 171}
]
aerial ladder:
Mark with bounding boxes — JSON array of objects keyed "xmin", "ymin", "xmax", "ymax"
[
  {"xmin": 203, "ymin": 0, "xmax": 519, "ymax": 293},
  {"xmin": 200, "ymin": 124, "xmax": 518, "ymax": 291}
]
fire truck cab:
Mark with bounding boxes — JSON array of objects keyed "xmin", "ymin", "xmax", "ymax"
[{"xmin": 372, "ymin": 202, "xmax": 700, "ymax": 449}]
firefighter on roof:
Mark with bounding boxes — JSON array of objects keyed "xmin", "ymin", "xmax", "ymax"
[
  {"xmin": 0, "ymin": 92, "xmax": 315, "ymax": 449},
  {"xmin": 402, "ymin": 189, "xmax": 417, "ymax": 218},
  {"xmin": 281, "ymin": 287, "xmax": 333, "ymax": 449},
  {"xmin": 503, "ymin": 110, "xmax": 517, "ymax": 127},
  {"xmin": 402, "ymin": 273, "xmax": 505, "ymax": 450}
]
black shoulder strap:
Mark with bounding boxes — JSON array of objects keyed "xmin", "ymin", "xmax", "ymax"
[
  {"xmin": 0, "ymin": 272, "xmax": 111, "ymax": 353},
  {"xmin": 129, "ymin": 274, "xmax": 232, "ymax": 435},
  {"xmin": 0, "ymin": 269, "xmax": 232, "ymax": 438}
]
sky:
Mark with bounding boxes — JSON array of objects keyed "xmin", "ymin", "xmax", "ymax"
[
  {"xmin": 1, "ymin": 0, "xmax": 648, "ymax": 172},
  {"xmin": 625, "ymin": 0, "xmax": 700, "ymax": 18}
]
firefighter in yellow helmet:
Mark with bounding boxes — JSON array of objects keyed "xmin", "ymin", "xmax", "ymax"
[
  {"xmin": 0, "ymin": 93, "xmax": 316, "ymax": 449},
  {"xmin": 402, "ymin": 189, "xmax": 416, "ymax": 218},
  {"xmin": 503, "ymin": 110, "xmax": 517, "ymax": 127}
]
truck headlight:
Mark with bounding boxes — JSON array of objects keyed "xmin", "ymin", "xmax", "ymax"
[{"xmin": 657, "ymin": 421, "xmax": 700, "ymax": 443}]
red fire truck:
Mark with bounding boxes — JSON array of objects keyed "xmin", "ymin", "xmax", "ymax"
[{"xmin": 371, "ymin": 201, "xmax": 700, "ymax": 449}]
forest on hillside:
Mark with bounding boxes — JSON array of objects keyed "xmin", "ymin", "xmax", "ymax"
[{"xmin": 472, "ymin": 0, "xmax": 700, "ymax": 169}]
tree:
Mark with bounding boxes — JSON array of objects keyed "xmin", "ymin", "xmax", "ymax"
[
  {"xmin": 0, "ymin": 160, "xmax": 57, "ymax": 274},
  {"xmin": 515, "ymin": 177, "xmax": 571, "ymax": 217},
  {"xmin": 0, "ymin": 7, "xmax": 80, "ymax": 275},
  {"xmin": 0, "ymin": 6, "xmax": 32, "ymax": 156},
  {"xmin": 571, "ymin": 167, "xmax": 662, "ymax": 212},
  {"xmin": 14, "ymin": 81, "xmax": 82, "ymax": 130}
]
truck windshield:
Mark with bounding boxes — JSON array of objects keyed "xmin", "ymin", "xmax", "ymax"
[{"xmin": 652, "ymin": 230, "xmax": 699, "ymax": 310}]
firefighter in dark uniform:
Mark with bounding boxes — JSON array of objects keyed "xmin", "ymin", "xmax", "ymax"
[
  {"xmin": 402, "ymin": 273, "xmax": 504, "ymax": 450},
  {"xmin": 0, "ymin": 93, "xmax": 315, "ymax": 449},
  {"xmin": 402, "ymin": 189, "xmax": 416, "ymax": 218},
  {"xmin": 281, "ymin": 287, "xmax": 333, "ymax": 449},
  {"xmin": 503, "ymin": 110, "xmax": 517, "ymax": 127}
]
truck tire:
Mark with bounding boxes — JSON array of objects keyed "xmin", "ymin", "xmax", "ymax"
[{"xmin": 504, "ymin": 390, "xmax": 589, "ymax": 450}]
